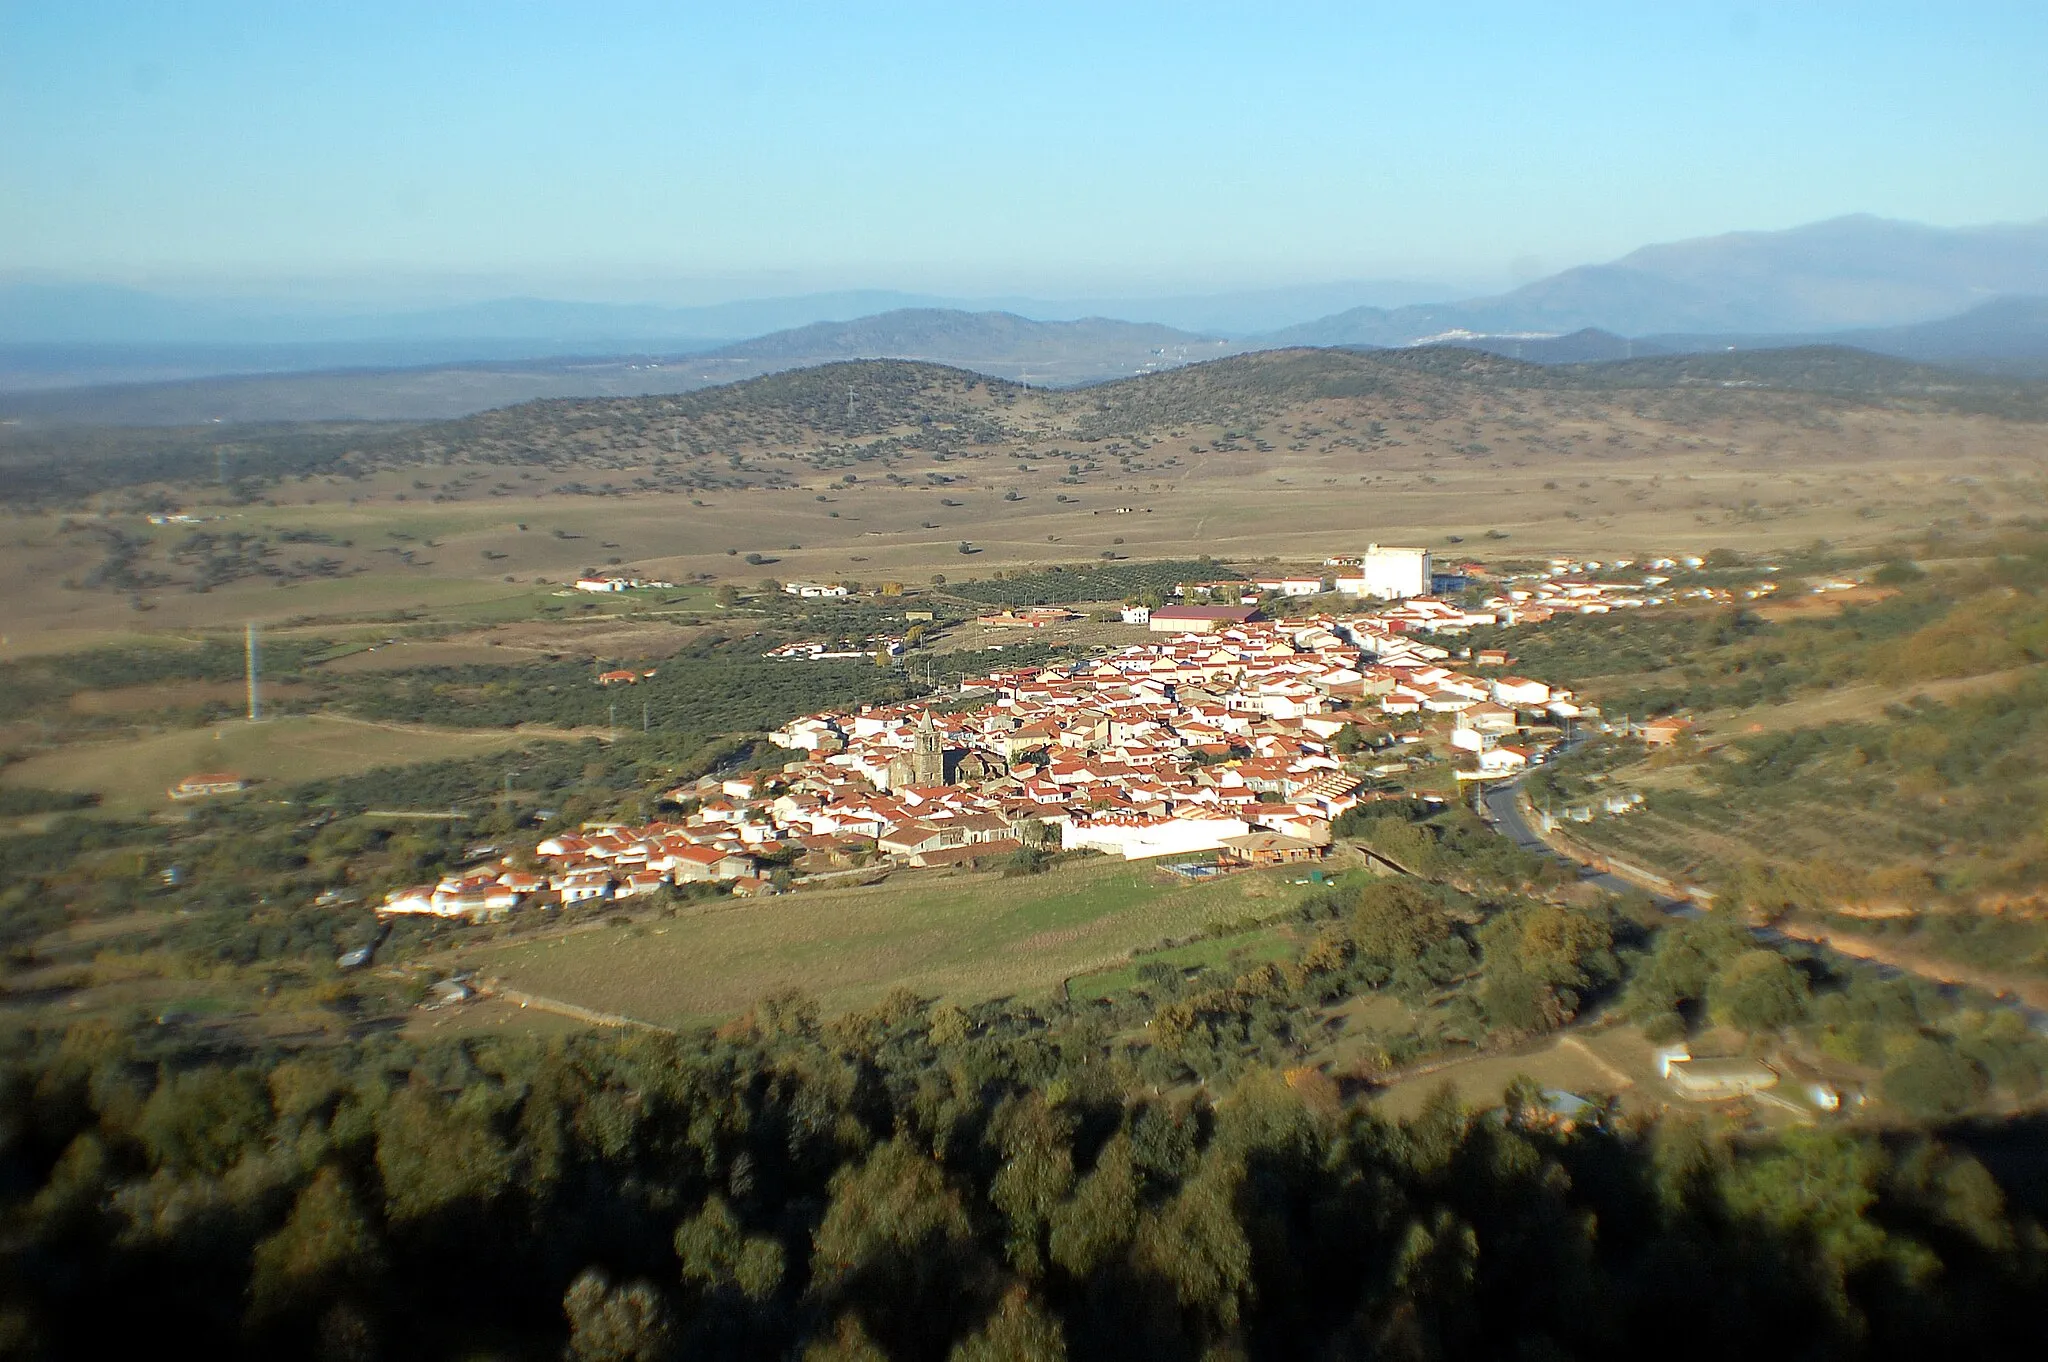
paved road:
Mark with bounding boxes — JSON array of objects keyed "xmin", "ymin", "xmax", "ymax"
[
  {"xmin": 1476, "ymin": 770, "xmax": 2048, "ymax": 1030},
  {"xmin": 1479, "ymin": 778, "xmax": 1687, "ymax": 908}
]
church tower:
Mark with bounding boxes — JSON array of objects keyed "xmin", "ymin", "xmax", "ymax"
[{"xmin": 913, "ymin": 712, "xmax": 945, "ymax": 785}]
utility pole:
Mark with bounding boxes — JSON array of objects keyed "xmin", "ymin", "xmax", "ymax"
[
  {"xmin": 245, "ymin": 621, "xmax": 261, "ymax": 722},
  {"xmin": 608, "ymin": 702, "xmax": 616, "ymax": 741},
  {"xmin": 642, "ymin": 700, "xmax": 650, "ymax": 733}
]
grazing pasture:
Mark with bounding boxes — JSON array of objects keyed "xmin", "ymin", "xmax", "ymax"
[
  {"xmin": 472, "ymin": 856, "xmax": 1310, "ymax": 1023},
  {"xmin": 0, "ymin": 713, "xmax": 550, "ymax": 814}
]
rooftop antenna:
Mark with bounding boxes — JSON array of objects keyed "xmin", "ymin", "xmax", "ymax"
[{"xmin": 245, "ymin": 621, "xmax": 262, "ymax": 721}]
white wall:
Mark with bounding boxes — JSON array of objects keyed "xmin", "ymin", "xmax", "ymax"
[
  {"xmin": 1061, "ymin": 815, "xmax": 1251, "ymax": 860},
  {"xmin": 1362, "ymin": 545, "xmax": 1431, "ymax": 600}
]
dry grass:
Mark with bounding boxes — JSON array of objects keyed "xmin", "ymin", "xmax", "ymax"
[
  {"xmin": 468, "ymin": 857, "xmax": 1305, "ymax": 1024},
  {"xmin": 4, "ymin": 379, "xmax": 2042, "ymax": 656},
  {"xmin": 1695, "ymin": 664, "xmax": 2045, "ymax": 739},
  {"xmin": 1370, "ymin": 1024, "xmax": 1662, "ymax": 1120},
  {"xmin": 0, "ymin": 713, "xmax": 553, "ymax": 814}
]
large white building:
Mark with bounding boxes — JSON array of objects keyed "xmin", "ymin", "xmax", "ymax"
[
  {"xmin": 1058, "ymin": 811, "xmax": 1252, "ymax": 860},
  {"xmin": 1355, "ymin": 544, "xmax": 1432, "ymax": 600}
]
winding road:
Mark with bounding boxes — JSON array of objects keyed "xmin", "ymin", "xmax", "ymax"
[{"xmin": 1475, "ymin": 768, "xmax": 2048, "ymax": 1030}]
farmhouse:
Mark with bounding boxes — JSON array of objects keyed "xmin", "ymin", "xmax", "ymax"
[
  {"xmin": 169, "ymin": 772, "xmax": 249, "ymax": 799},
  {"xmin": 1641, "ymin": 716, "xmax": 1693, "ymax": 747}
]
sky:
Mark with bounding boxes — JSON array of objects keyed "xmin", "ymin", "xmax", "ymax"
[{"xmin": 2, "ymin": 1, "xmax": 2046, "ymax": 303}]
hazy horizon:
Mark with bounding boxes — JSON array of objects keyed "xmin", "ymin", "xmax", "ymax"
[{"xmin": 6, "ymin": 3, "xmax": 2046, "ymax": 303}]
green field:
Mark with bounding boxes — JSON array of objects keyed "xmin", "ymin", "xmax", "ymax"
[
  {"xmin": 471, "ymin": 857, "xmax": 1312, "ymax": 1023},
  {"xmin": 0, "ymin": 713, "xmax": 554, "ymax": 814},
  {"xmin": 1066, "ymin": 922, "xmax": 1302, "ymax": 1003}
]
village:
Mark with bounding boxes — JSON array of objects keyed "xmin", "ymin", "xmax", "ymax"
[{"xmin": 374, "ymin": 544, "xmax": 1760, "ymax": 923}]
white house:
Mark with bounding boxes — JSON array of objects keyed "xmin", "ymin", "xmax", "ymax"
[
  {"xmin": 1491, "ymin": 676, "xmax": 1552, "ymax": 707},
  {"xmin": 557, "ymin": 870, "xmax": 615, "ymax": 904},
  {"xmin": 1255, "ymin": 577, "xmax": 1327, "ymax": 597},
  {"xmin": 1059, "ymin": 812, "xmax": 1252, "ymax": 860},
  {"xmin": 1477, "ymin": 745, "xmax": 1534, "ymax": 774}
]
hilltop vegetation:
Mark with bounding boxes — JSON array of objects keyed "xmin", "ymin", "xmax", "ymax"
[
  {"xmin": 392, "ymin": 361, "xmax": 1029, "ymax": 475},
  {"xmin": 9, "ymin": 345, "xmax": 2046, "ymax": 508},
  {"xmin": 5, "ymin": 945, "xmax": 2048, "ymax": 1360}
]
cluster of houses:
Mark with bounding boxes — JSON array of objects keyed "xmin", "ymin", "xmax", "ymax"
[
  {"xmin": 350, "ymin": 545, "xmax": 1864, "ymax": 934},
  {"xmin": 1480, "ymin": 555, "xmax": 1787, "ymax": 619},
  {"xmin": 376, "ymin": 830, "xmax": 772, "ymax": 922},
  {"xmin": 574, "ymin": 573, "xmax": 675, "ymax": 593},
  {"xmin": 764, "ymin": 636, "xmax": 905, "ymax": 661},
  {"xmin": 378, "ymin": 591, "xmax": 1592, "ymax": 922}
]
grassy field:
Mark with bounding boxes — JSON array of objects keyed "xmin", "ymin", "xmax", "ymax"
[
  {"xmin": 1066, "ymin": 922, "xmax": 1303, "ymax": 1003},
  {"xmin": 6, "ymin": 349, "xmax": 2044, "ymax": 657},
  {"xmin": 468, "ymin": 857, "xmax": 1312, "ymax": 1024},
  {"xmin": 0, "ymin": 713, "xmax": 552, "ymax": 814},
  {"xmin": 1370, "ymin": 1023, "xmax": 1661, "ymax": 1120}
]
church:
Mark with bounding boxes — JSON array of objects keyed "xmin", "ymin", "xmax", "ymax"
[{"xmin": 885, "ymin": 713, "xmax": 1007, "ymax": 790}]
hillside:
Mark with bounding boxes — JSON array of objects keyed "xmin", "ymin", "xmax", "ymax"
[
  {"xmin": 0, "ymin": 309, "xmax": 1233, "ymax": 427},
  {"xmin": 368, "ymin": 359, "xmax": 1032, "ymax": 482},
  {"xmin": 12, "ymin": 346, "xmax": 2047, "ymax": 505},
  {"xmin": 1056, "ymin": 343, "xmax": 2048, "ymax": 433}
]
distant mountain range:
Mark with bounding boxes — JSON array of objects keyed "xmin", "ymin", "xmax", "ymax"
[
  {"xmin": 0, "ymin": 311, "xmax": 1234, "ymax": 425},
  {"xmin": 0, "ymin": 278, "xmax": 1447, "ymax": 371},
  {"xmin": 705, "ymin": 309, "xmax": 1226, "ymax": 384},
  {"xmin": 6, "ymin": 214, "xmax": 2048, "ymax": 422},
  {"xmin": 1259, "ymin": 216, "xmax": 2048, "ymax": 346},
  {"xmin": 1412, "ymin": 296, "xmax": 2048, "ymax": 375}
]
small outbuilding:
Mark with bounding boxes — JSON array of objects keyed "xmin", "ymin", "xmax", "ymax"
[{"xmin": 1217, "ymin": 832, "xmax": 1326, "ymax": 868}]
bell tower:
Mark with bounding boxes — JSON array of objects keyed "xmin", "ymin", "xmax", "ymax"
[{"xmin": 913, "ymin": 713, "xmax": 945, "ymax": 785}]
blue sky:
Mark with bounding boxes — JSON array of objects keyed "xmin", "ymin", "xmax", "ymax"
[{"xmin": 2, "ymin": 1, "xmax": 2044, "ymax": 301}]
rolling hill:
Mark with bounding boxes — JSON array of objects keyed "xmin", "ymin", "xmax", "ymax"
[{"xmin": 0, "ymin": 310, "xmax": 1235, "ymax": 426}]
